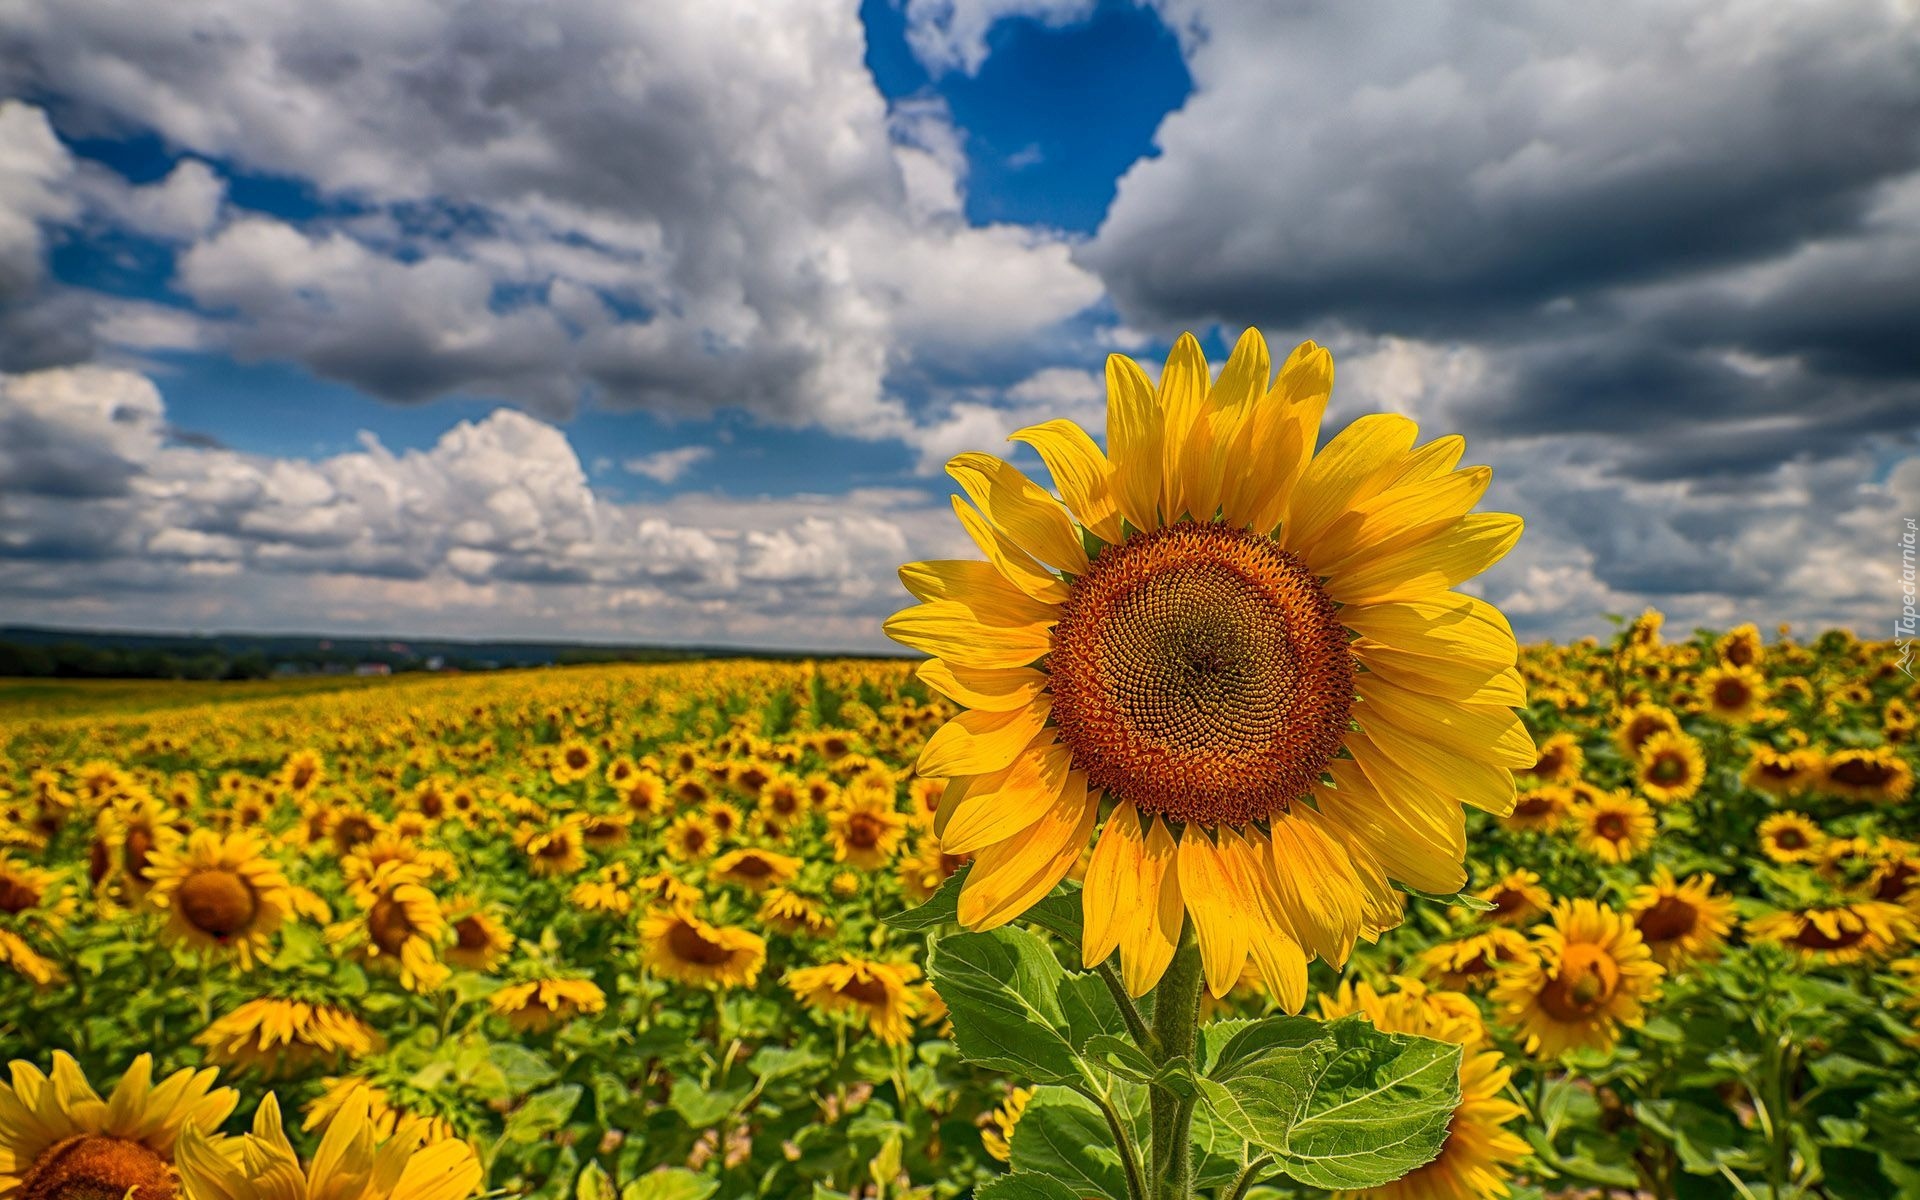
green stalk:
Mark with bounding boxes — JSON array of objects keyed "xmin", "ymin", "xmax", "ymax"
[{"xmin": 1148, "ymin": 925, "xmax": 1204, "ymax": 1200}]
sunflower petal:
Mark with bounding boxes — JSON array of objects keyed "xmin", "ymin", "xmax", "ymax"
[
  {"xmin": 949, "ymin": 497, "xmax": 1074, "ymax": 605},
  {"xmin": 939, "ymin": 740, "xmax": 1073, "ymax": 854},
  {"xmin": 883, "ymin": 601, "xmax": 1051, "ymax": 670},
  {"xmin": 947, "ymin": 453, "xmax": 1090, "ymax": 576},
  {"xmin": 914, "ymin": 659, "xmax": 1048, "ymax": 712},
  {"xmin": 1011, "ymin": 418, "xmax": 1124, "ymax": 544},
  {"xmin": 959, "ymin": 772, "xmax": 1098, "ymax": 929},
  {"xmin": 916, "ymin": 700, "xmax": 1054, "ymax": 778},
  {"xmin": 1324, "ymin": 513, "xmax": 1524, "ymax": 605},
  {"xmin": 1104, "ymin": 353, "xmax": 1164, "ymax": 531},
  {"xmin": 1177, "ymin": 827, "xmax": 1253, "ymax": 997}
]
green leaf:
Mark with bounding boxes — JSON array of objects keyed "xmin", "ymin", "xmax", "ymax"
[
  {"xmin": 575, "ymin": 1162, "xmax": 615, "ymax": 1200},
  {"xmin": 974, "ymin": 1173, "xmax": 1099, "ymax": 1200},
  {"xmin": 1399, "ymin": 885, "xmax": 1496, "ymax": 912},
  {"xmin": 499, "ymin": 1083, "xmax": 582, "ymax": 1146},
  {"xmin": 668, "ymin": 1077, "xmax": 750, "ymax": 1127},
  {"xmin": 888, "ymin": 867, "xmax": 965, "ymax": 931},
  {"xmin": 490, "ymin": 1041, "xmax": 561, "ymax": 1094},
  {"xmin": 1009, "ymin": 1086, "xmax": 1135, "ymax": 1200},
  {"xmin": 1193, "ymin": 1014, "xmax": 1462, "ymax": 1191},
  {"xmin": 926, "ymin": 927, "xmax": 1090, "ymax": 1085},
  {"xmin": 620, "ymin": 1169, "xmax": 719, "ymax": 1200}
]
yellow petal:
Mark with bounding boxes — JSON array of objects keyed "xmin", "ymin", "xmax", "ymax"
[
  {"xmin": 1264, "ymin": 808, "xmax": 1366, "ymax": 965},
  {"xmin": 1350, "ymin": 717, "xmax": 1517, "ymax": 816},
  {"xmin": 939, "ymin": 740, "xmax": 1073, "ymax": 854},
  {"xmin": 1177, "ymin": 827, "xmax": 1252, "ymax": 998},
  {"xmin": 884, "ymin": 600, "xmax": 1051, "ymax": 670},
  {"xmin": 947, "ymin": 452, "xmax": 1090, "ymax": 576},
  {"xmin": 1122, "ymin": 817, "xmax": 1183, "ymax": 997},
  {"xmin": 1317, "ymin": 759, "xmax": 1467, "ymax": 895},
  {"xmin": 1011, "ymin": 418, "xmax": 1124, "ymax": 544},
  {"xmin": 1185, "ymin": 328, "xmax": 1271, "ymax": 522},
  {"xmin": 1282, "ymin": 413, "xmax": 1418, "ymax": 551},
  {"xmin": 1355, "ymin": 672, "xmax": 1536, "ymax": 771},
  {"xmin": 1081, "ymin": 800, "xmax": 1144, "ymax": 968},
  {"xmin": 1298, "ymin": 466, "xmax": 1492, "ymax": 573},
  {"xmin": 950, "ymin": 495, "xmax": 1074, "ymax": 606},
  {"xmin": 1354, "ymin": 641, "xmax": 1527, "ymax": 706},
  {"xmin": 959, "ymin": 772, "xmax": 1098, "ymax": 929},
  {"xmin": 1104, "ymin": 353, "xmax": 1164, "ymax": 532},
  {"xmin": 915, "ymin": 659, "xmax": 1048, "ymax": 712},
  {"xmin": 898, "ymin": 558, "xmax": 1058, "ymax": 624},
  {"xmin": 1324, "ymin": 513, "xmax": 1524, "ymax": 605},
  {"xmin": 1342, "ymin": 593, "xmax": 1517, "ymax": 671},
  {"xmin": 1157, "ymin": 333, "xmax": 1210, "ymax": 519},
  {"xmin": 916, "ymin": 699, "xmax": 1054, "ymax": 779}
]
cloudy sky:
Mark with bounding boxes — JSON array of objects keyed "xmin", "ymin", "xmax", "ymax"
[{"xmin": 1, "ymin": 0, "xmax": 1916, "ymax": 652}]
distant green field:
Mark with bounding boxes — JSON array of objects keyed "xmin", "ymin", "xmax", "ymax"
[{"xmin": 0, "ymin": 673, "xmax": 415, "ymax": 719}]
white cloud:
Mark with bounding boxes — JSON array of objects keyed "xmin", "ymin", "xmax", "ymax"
[
  {"xmin": 622, "ymin": 445, "xmax": 711, "ymax": 484},
  {"xmin": 901, "ymin": 0, "xmax": 1096, "ymax": 75}
]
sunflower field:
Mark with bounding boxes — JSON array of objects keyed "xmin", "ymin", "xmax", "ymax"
[{"xmin": 0, "ymin": 616, "xmax": 1914, "ymax": 1200}]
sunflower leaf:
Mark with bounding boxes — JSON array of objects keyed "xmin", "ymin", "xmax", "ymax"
[
  {"xmin": 928, "ymin": 926, "xmax": 1100, "ymax": 1086},
  {"xmin": 887, "ymin": 867, "xmax": 966, "ymax": 931},
  {"xmin": 1009, "ymin": 1086, "xmax": 1137, "ymax": 1200},
  {"xmin": 1399, "ymin": 885, "xmax": 1497, "ymax": 912},
  {"xmin": 973, "ymin": 1173, "xmax": 1097, "ymax": 1200}
]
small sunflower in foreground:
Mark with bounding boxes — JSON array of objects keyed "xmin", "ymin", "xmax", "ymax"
[
  {"xmin": 197, "ymin": 996, "xmax": 383, "ymax": 1076},
  {"xmin": 516, "ymin": 818, "xmax": 587, "ymax": 878},
  {"xmin": 664, "ymin": 813, "xmax": 719, "ymax": 863},
  {"xmin": 1571, "ymin": 790, "xmax": 1656, "ymax": 864},
  {"xmin": 490, "ymin": 976, "xmax": 608, "ymax": 1032},
  {"xmin": 1747, "ymin": 900, "xmax": 1912, "ymax": 965},
  {"xmin": 1492, "ymin": 900, "xmax": 1664, "ymax": 1059},
  {"xmin": 1743, "ymin": 746, "xmax": 1818, "ymax": 797},
  {"xmin": 443, "ymin": 898, "xmax": 515, "ymax": 972},
  {"xmin": 980, "ymin": 1086, "xmax": 1033, "ymax": 1163},
  {"xmin": 825, "ymin": 785, "xmax": 909, "ymax": 869},
  {"xmin": 1626, "ymin": 868, "xmax": 1736, "ymax": 969},
  {"xmin": 640, "ymin": 906, "xmax": 767, "ymax": 990},
  {"xmin": 1636, "ymin": 730, "xmax": 1706, "ymax": 804},
  {"xmin": 1615, "ymin": 703, "xmax": 1681, "ymax": 759},
  {"xmin": 145, "ymin": 829, "xmax": 293, "ymax": 970},
  {"xmin": 0, "ymin": 1052, "xmax": 237, "ymax": 1200},
  {"xmin": 175, "ymin": 1090, "xmax": 482, "ymax": 1200},
  {"xmin": 1320, "ymin": 978, "xmax": 1528, "ymax": 1200},
  {"xmin": 331, "ymin": 862, "xmax": 450, "ymax": 994},
  {"xmin": 302, "ymin": 1077, "xmax": 458, "ymax": 1145},
  {"xmin": 784, "ymin": 955, "xmax": 924, "ymax": 1045},
  {"xmin": 886, "ymin": 330, "xmax": 1530, "ymax": 1003},
  {"xmin": 1699, "ymin": 664, "xmax": 1767, "ymax": 723},
  {"xmin": 1757, "ymin": 812, "xmax": 1826, "ymax": 864}
]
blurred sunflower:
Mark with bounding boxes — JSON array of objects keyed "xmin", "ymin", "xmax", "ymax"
[
  {"xmin": 442, "ymin": 898, "xmax": 515, "ymax": 971},
  {"xmin": 146, "ymin": 829, "xmax": 293, "ymax": 970},
  {"xmin": 1716, "ymin": 623, "xmax": 1764, "ymax": 667},
  {"xmin": 303, "ymin": 1078, "xmax": 458, "ymax": 1146},
  {"xmin": 1492, "ymin": 900, "xmax": 1663, "ymax": 1058},
  {"xmin": 1743, "ymin": 746, "xmax": 1818, "ymax": 797},
  {"xmin": 1504, "ymin": 785, "xmax": 1574, "ymax": 833},
  {"xmin": 490, "ymin": 977, "xmax": 608, "ymax": 1032},
  {"xmin": 175, "ymin": 1089, "xmax": 482, "ymax": 1200},
  {"xmin": 897, "ymin": 832, "xmax": 968, "ymax": 902},
  {"xmin": 1636, "ymin": 730, "xmax": 1705, "ymax": 804},
  {"xmin": 980, "ymin": 1087, "xmax": 1032, "ymax": 1164},
  {"xmin": 664, "ymin": 813, "xmax": 719, "ymax": 863},
  {"xmin": 1747, "ymin": 900, "xmax": 1912, "ymax": 965},
  {"xmin": 331, "ymin": 862, "xmax": 449, "ymax": 993},
  {"xmin": 516, "ymin": 819, "xmax": 587, "ymax": 878},
  {"xmin": 1626, "ymin": 868, "xmax": 1736, "ymax": 969},
  {"xmin": 0, "ymin": 1052, "xmax": 236, "ymax": 1200},
  {"xmin": 1699, "ymin": 664, "xmax": 1767, "ymax": 723},
  {"xmin": 568, "ymin": 864, "xmax": 635, "ymax": 915},
  {"xmin": 1615, "ymin": 703, "xmax": 1681, "ymax": 759},
  {"xmin": 825, "ymin": 787, "xmax": 909, "ymax": 869},
  {"xmin": 1571, "ymin": 790, "xmax": 1656, "ymax": 863},
  {"xmin": 1820, "ymin": 747, "xmax": 1913, "ymax": 804},
  {"xmin": 1757, "ymin": 812, "xmax": 1825, "ymax": 864},
  {"xmin": 1419, "ymin": 927, "xmax": 1532, "ymax": 991},
  {"xmin": 549, "ymin": 739, "xmax": 599, "ymax": 786},
  {"xmin": 1320, "ymin": 978, "xmax": 1528, "ymax": 1200},
  {"xmin": 1524, "ymin": 733, "xmax": 1584, "ymax": 784},
  {"xmin": 710, "ymin": 847, "xmax": 802, "ymax": 892},
  {"xmin": 759, "ymin": 887, "xmax": 834, "ymax": 937},
  {"xmin": 783, "ymin": 956, "xmax": 923, "ymax": 1045},
  {"xmin": 1475, "ymin": 869, "xmax": 1551, "ymax": 928},
  {"xmin": 639, "ymin": 906, "xmax": 767, "ymax": 990},
  {"xmin": 197, "ymin": 997, "xmax": 383, "ymax": 1076},
  {"xmin": 886, "ymin": 330, "xmax": 1529, "ymax": 1003}
]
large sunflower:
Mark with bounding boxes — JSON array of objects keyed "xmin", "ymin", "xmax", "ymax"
[
  {"xmin": 0, "ymin": 1052, "xmax": 237, "ymax": 1200},
  {"xmin": 886, "ymin": 331, "xmax": 1529, "ymax": 1002}
]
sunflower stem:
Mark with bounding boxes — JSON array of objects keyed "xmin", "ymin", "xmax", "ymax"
[
  {"xmin": 1148, "ymin": 923, "xmax": 1203, "ymax": 1200},
  {"xmin": 1096, "ymin": 960, "xmax": 1157, "ymax": 1055}
]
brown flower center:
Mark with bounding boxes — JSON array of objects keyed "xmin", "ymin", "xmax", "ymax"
[
  {"xmin": 1792, "ymin": 915, "xmax": 1867, "ymax": 951},
  {"xmin": 1645, "ymin": 753, "xmax": 1686, "ymax": 786},
  {"xmin": 1048, "ymin": 522, "xmax": 1353, "ymax": 827},
  {"xmin": 1592, "ymin": 811, "xmax": 1629, "ymax": 842},
  {"xmin": 845, "ymin": 814, "xmax": 883, "ymax": 849},
  {"xmin": 1536, "ymin": 944, "xmax": 1621, "ymax": 1022},
  {"xmin": 368, "ymin": 896, "xmax": 417, "ymax": 955},
  {"xmin": 666, "ymin": 919, "xmax": 733, "ymax": 965},
  {"xmin": 1635, "ymin": 896, "xmax": 1699, "ymax": 943},
  {"xmin": 0, "ymin": 871, "xmax": 41, "ymax": 915},
  {"xmin": 836, "ymin": 975, "xmax": 894, "ymax": 1007},
  {"xmin": 20, "ymin": 1135, "xmax": 175, "ymax": 1200},
  {"xmin": 1828, "ymin": 757, "xmax": 1892, "ymax": 788},
  {"xmin": 727, "ymin": 855, "xmax": 776, "ymax": 879},
  {"xmin": 1712, "ymin": 678, "xmax": 1750, "ymax": 709},
  {"xmin": 176, "ymin": 869, "xmax": 257, "ymax": 939},
  {"xmin": 454, "ymin": 915, "xmax": 492, "ymax": 951}
]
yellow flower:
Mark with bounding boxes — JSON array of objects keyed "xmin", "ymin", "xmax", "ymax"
[
  {"xmin": 709, "ymin": 848, "xmax": 802, "ymax": 893},
  {"xmin": 783, "ymin": 956, "xmax": 924, "ymax": 1045},
  {"xmin": 1699, "ymin": 664, "xmax": 1767, "ymax": 722},
  {"xmin": 549, "ymin": 739, "xmax": 599, "ymax": 786},
  {"xmin": 1419, "ymin": 927, "xmax": 1532, "ymax": 991},
  {"xmin": 1615, "ymin": 703, "xmax": 1681, "ymax": 759},
  {"xmin": 91, "ymin": 794, "xmax": 179, "ymax": 897},
  {"xmin": 1820, "ymin": 747, "xmax": 1913, "ymax": 804},
  {"xmin": 664, "ymin": 813, "xmax": 720, "ymax": 863},
  {"xmin": 1492, "ymin": 900, "xmax": 1664, "ymax": 1059},
  {"xmin": 980, "ymin": 1087, "xmax": 1032, "ymax": 1163},
  {"xmin": 277, "ymin": 749, "xmax": 326, "ymax": 797},
  {"xmin": 897, "ymin": 833, "xmax": 968, "ymax": 903},
  {"xmin": 0, "ymin": 1052, "xmax": 237, "ymax": 1200},
  {"xmin": 1320, "ymin": 979, "xmax": 1528, "ymax": 1200},
  {"xmin": 175, "ymin": 1089, "xmax": 482, "ymax": 1200},
  {"xmin": 824, "ymin": 786, "xmax": 909, "ymax": 870},
  {"xmin": 758, "ymin": 888, "xmax": 834, "ymax": 937},
  {"xmin": 302, "ymin": 1078, "xmax": 457, "ymax": 1146},
  {"xmin": 1626, "ymin": 868, "xmax": 1736, "ymax": 969},
  {"xmin": 1636, "ymin": 730, "xmax": 1705, "ymax": 804},
  {"xmin": 1523, "ymin": 732, "xmax": 1584, "ymax": 784},
  {"xmin": 1747, "ymin": 900, "xmax": 1912, "ymax": 965},
  {"xmin": 1757, "ymin": 811, "xmax": 1825, "ymax": 864},
  {"xmin": 331, "ymin": 863, "xmax": 449, "ymax": 993},
  {"xmin": 0, "ymin": 930, "xmax": 60, "ymax": 987},
  {"xmin": 197, "ymin": 997, "xmax": 383, "ymax": 1077},
  {"xmin": 568, "ymin": 864, "xmax": 634, "ymax": 915},
  {"xmin": 1570, "ymin": 790, "xmax": 1656, "ymax": 863},
  {"xmin": 516, "ymin": 819, "xmax": 588, "ymax": 877},
  {"xmin": 1503, "ymin": 785, "xmax": 1574, "ymax": 833},
  {"xmin": 639, "ymin": 906, "xmax": 767, "ymax": 990},
  {"xmin": 1475, "ymin": 869, "xmax": 1552, "ymax": 928},
  {"xmin": 1743, "ymin": 746, "xmax": 1818, "ymax": 796},
  {"xmin": 442, "ymin": 899, "xmax": 515, "ymax": 972},
  {"xmin": 145, "ymin": 829, "xmax": 294, "ymax": 970},
  {"xmin": 490, "ymin": 977, "xmax": 608, "ymax": 1032},
  {"xmin": 886, "ymin": 331, "xmax": 1530, "ymax": 1004}
]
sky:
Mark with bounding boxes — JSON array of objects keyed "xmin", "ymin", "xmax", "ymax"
[{"xmin": 0, "ymin": 0, "xmax": 1917, "ymax": 653}]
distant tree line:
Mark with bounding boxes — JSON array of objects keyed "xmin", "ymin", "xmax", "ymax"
[{"xmin": 0, "ymin": 639, "xmax": 277, "ymax": 680}]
